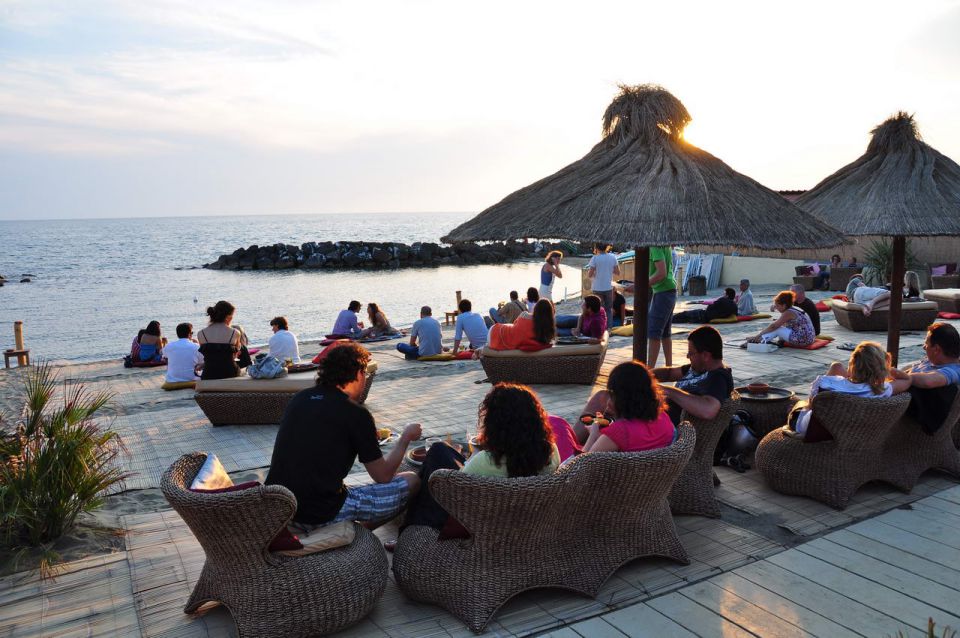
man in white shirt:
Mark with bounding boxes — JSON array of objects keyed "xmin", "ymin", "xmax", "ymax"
[
  {"xmin": 736, "ymin": 279, "xmax": 757, "ymax": 316},
  {"xmin": 452, "ymin": 299, "xmax": 488, "ymax": 353},
  {"xmin": 268, "ymin": 316, "xmax": 301, "ymax": 363},
  {"xmin": 162, "ymin": 323, "xmax": 204, "ymax": 389},
  {"xmin": 587, "ymin": 244, "xmax": 620, "ymax": 319}
]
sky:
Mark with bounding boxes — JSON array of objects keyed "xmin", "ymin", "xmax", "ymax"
[{"xmin": 1, "ymin": 0, "xmax": 959, "ymax": 220}]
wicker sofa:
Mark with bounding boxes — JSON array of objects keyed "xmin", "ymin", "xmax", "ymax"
[
  {"xmin": 923, "ymin": 288, "xmax": 960, "ymax": 313},
  {"xmin": 668, "ymin": 396, "xmax": 739, "ymax": 518},
  {"xmin": 831, "ymin": 299, "xmax": 938, "ymax": 332},
  {"xmin": 755, "ymin": 392, "xmax": 912, "ymax": 509},
  {"xmin": 161, "ymin": 453, "xmax": 388, "ymax": 638},
  {"xmin": 828, "ymin": 266, "xmax": 862, "ymax": 292},
  {"xmin": 194, "ymin": 361, "xmax": 377, "ymax": 426},
  {"xmin": 392, "ymin": 423, "xmax": 695, "ymax": 632},
  {"xmin": 479, "ymin": 333, "xmax": 608, "ymax": 385}
]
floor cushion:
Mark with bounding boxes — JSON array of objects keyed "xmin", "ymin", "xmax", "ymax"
[
  {"xmin": 784, "ymin": 339, "xmax": 831, "ymax": 350},
  {"xmin": 418, "ymin": 353, "xmax": 456, "ymax": 361},
  {"xmin": 737, "ymin": 314, "xmax": 772, "ymax": 322},
  {"xmin": 938, "ymin": 312, "xmax": 960, "ymax": 319},
  {"xmin": 161, "ymin": 380, "xmax": 196, "ymax": 391},
  {"xmin": 815, "ymin": 301, "xmax": 830, "ymax": 312},
  {"xmin": 709, "ymin": 315, "xmax": 739, "ymax": 324}
]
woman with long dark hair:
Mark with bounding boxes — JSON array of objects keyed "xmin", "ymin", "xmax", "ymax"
[
  {"xmin": 197, "ymin": 300, "xmax": 244, "ymax": 380},
  {"xmin": 359, "ymin": 302, "xmax": 399, "ymax": 339},
  {"xmin": 487, "ymin": 298, "xmax": 555, "ymax": 351},
  {"xmin": 134, "ymin": 320, "xmax": 166, "ymax": 362}
]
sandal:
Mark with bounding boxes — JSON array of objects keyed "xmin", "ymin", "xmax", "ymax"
[{"xmin": 383, "ymin": 539, "xmax": 397, "ymax": 552}]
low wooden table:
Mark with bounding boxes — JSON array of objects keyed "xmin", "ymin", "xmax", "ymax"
[
  {"xmin": 4, "ymin": 348, "xmax": 29, "ymax": 369},
  {"xmin": 736, "ymin": 386, "xmax": 798, "ymax": 436}
]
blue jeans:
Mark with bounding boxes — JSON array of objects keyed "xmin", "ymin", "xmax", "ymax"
[
  {"xmin": 648, "ymin": 290, "xmax": 677, "ymax": 339},
  {"xmin": 592, "ymin": 289, "xmax": 615, "ymax": 319},
  {"xmin": 489, "ymin": 307, "xmax": 505, "ymax": 324},
  {"xmin": 396, "ymin": 342, "xmax": 420, "ymax": 360}
]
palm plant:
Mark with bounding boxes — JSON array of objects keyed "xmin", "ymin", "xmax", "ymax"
[
  {"xmin": 0, "ymin": 363, "xmax": 128, "ymax": 554},
  {"xmin": 862, "ymin": 237, "xmax": 921, "ymax": 283}
]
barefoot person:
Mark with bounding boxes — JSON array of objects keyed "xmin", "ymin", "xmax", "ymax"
[
  {"xmin": 539, "ymin": 251, "xmax": 563, "ymax": 302},
  {"xmin": 266, "ymin": 342, "xmax": 421, "ymax": 529},
  {"xmin": 748, "ymin": 290, "xmax": 815, "ymax": 347},
  {"xmin": 845, "ymin": 275, "xmax": 890, "ymax": 317}
]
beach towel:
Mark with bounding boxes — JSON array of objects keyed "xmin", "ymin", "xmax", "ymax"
[
  {"xmin": 783, "ymin": 338, "xmax": 831, "ymax": 350},
  {"xmin": 815, "ymin": 301, "xmax": 830, "ymax": 312},
  {"xmin": 418, "ymin": 353, "xmax": 456, "ymax": 361},
  {"xmin": 938, "ymin": 311, "xmax": 960, "ymax": 319},
  {"xmin": 709, "ymin": 315, "xmax": 738, "ymax": 324}
]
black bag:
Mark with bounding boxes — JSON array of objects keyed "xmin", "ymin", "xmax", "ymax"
[
  {"xmin": 713, "ymin": 409, "xmax": 759, "ymax": 472},
  {"xmin": 237, "ymin": 344, "xmax": 253, "ymax": 369},
  {"xmin": 123, "ymin": 354, "xmax": 134, "ymax": 368}
]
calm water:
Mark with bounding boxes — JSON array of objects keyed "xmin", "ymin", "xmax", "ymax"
[{"xmin": 0, "ymin": 213, "xmax": 575, "ymax": 363}]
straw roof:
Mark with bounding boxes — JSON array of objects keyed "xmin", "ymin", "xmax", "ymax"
[
  {"xmin": 442, "ymin": 84, "xmax": 845, "ymax": 249},
  {"xmin": 796, "ymin": 112, "xmax": 960, "ymax": 236}
]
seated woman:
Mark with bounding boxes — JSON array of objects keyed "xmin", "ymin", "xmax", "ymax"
[
  {"xmin": 135, "ymin": 321, "xmax": 167, "ymax": 362},
  {"xmin": 487, "ymin": 298, "xmax": 555, "ymax": 351},
  {"xmin": 815, "ymin": 254, "xmax": 842, "ymax": 290},
  {"xmin": 575, "ymin": 361, "xmax": 675, "ymax": 452},
  {"xmin": 790, "ymin": 341, "xmax": 911, "ymax": 439},
  {"xmin": 747, "ymin": 290, "xmax": 815, "ymax": 347},
  {"xmin": 611, "ymin": 290, "xmax": 633, "ymax": 327},
  {"xmin": 397, "ymin": 383, "xmax": 560, "ymax": 537},
  {"xmin": 197, "ymin": 300, "xmax": 244, "ymax": 380},
  {"xmin": 571, "ymin": 295, "xmax": 607, "ymax": 342},
  {"xmin": 359, "ymin": 302, "xmax": 399, "ymax": 339},
  {"xmin": 845, "ymin": 275, "xmax": 891, "ymax": 316},
  {"xmin": 904, "ymin": 270, "xmax": 923, "ymax": 301}
]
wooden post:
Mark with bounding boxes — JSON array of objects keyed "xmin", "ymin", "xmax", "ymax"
[
  {"xmin": 887, "ymin": 236, "xmax": 906, "ymax": 367},
  {"xmin": 633, "ymin": 247, "xmax": 650, "ymax": 363},
  {"xmin": 14, "ymin": 320, "xmax": 27, "ymax": 366}
]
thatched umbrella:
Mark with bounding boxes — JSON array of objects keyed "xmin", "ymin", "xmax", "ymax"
[
  {"xmin": 796, "ymin": 112, "xmax": 960, "ymax": 365},
  {"xmin": 443, "ymin": 84, "xmax": 846, "ymax": 361}
]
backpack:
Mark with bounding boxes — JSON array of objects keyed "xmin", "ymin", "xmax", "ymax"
[
  {"xmin": 247, "ymin": 354, "xmax": 288, "ymax": 379},
  {"xmin": 713, "ymin": 409, "xmax": 759, "ymax": 472}
]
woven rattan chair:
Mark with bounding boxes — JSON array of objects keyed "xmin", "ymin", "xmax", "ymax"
[
  {"xmin": 392, "ymin": 423, "xmax": 695, "ymax": 633},
  {"xmin": 828, "ymin": 266, "xmax": 862, "ymax": 292},
  {"xmin": 885, "ymin": 392, "xmax": 960, "ymax": 489},
  {"xmin": 668, "ymin": 396, "xmax": 739, "ymax": 517},
  {"xmin": 161, "ymin": 453, "xmax": 388, "ymax": 637},
  {"xmin": 479, "ymin": 334, "xmax": 608, "ymax": 385},
  {"xmin": 831, "ymin": 299, "xmax": 938, "ymax": 332},
  {"xmin": 194, "ymin": 366, "xmax": 376, "ymax": 426},
  {"xmin": 755, "ymin": 392, "xmax": 912, "ymax": 509}
]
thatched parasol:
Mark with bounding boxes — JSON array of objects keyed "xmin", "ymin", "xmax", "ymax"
[
  {"xmin": 796, "ymin": 112, "xmax": 960, "ymax": 364},
  {"xmin": 444, "ymin": 84, "xmax": 846, "ymax": 361}
]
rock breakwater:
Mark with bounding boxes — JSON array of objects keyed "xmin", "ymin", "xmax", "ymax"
[{"xmin": 204, "ymin": 240, "xmax": 589, "ymax": 271}]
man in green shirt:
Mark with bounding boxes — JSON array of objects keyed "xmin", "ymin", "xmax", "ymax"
[{"xmin": 647, "ymin": 247, "xmax": 677, "ymax": 367}]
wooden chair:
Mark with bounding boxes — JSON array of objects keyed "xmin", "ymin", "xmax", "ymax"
[
  {"xmin": 3, "ymin": 348, "xmax": 29, "ymax": 369},
  {"xmin": 444, "ymin": 290, "xmax": 463, "ymax": 326}
]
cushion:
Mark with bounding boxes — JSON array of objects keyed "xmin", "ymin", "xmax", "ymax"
[
  {"xmin": 455, "ymin": 350, "xmax": 475, "ymax": 360},
  {"xmin": 196, "ymin": 360, "xmax": 377, "ymax": 393},
  {"xmin": 312, "ymin": 339, "xmax": 352, "ymax": 364},
  {"xmin": 932, "ymin": 265, "xmax": 948, "ymax": 276},
  {"xmin": 923, "ymin": 288, "xmax": 960, "ymax": 301},
  {"xmin": 737, "ymin": 314, "xmax": 772, "ymax": 322},
  {"xmin": 481, "ymin": 333, "xmax": 606, "ymax": 358},
  {"xmin": 784, "ymin": 339, "xmax": 831, "ymax": 350},
  {"xmin": 161, "ymin": 380, "xmax": 196, "ymax": 391},
  {"xmin": 815, "ymin": 301, "xmax": 830, "ymax": 312},
  {"xmin": 610, "ymin": 324, "xmax": 633, "ymax": 336},
  {"xmin": 938, "ymin": 312, "xmax": 960, "ymax": 319},
  {"xmin": 832, "ymin": 294, "xmax": 849, "ymax": 301},
  {"xmin": 189, "ymin": 454, "xmax": 233, "ymax": 491},
  {"xmin": 709, "ymin": 315, "xmax": 739, "ymax": 324},
  {"xmin": 832, "ymin": 299, "xmax": 938, "ymax": 312},
  {"xmin": 418, "ymin": 353, "xmax": 456, "ymax": 361},
  {"xmin": 278, "ymin": 520, "xmax": 355, "ymax": 556},
  {"xmin": 815, "ymin": 335, "xmax": 836, "ymax": 342}
]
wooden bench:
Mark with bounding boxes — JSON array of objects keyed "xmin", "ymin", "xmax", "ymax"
[{"xmin": 4, "ymin": 348, "xmax": 29, "ymax": 368}]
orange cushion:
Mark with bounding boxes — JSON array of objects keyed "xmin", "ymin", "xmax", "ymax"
[{"xmin": 784, "ymin": 339, "xmax": 831, "ymax": 350}]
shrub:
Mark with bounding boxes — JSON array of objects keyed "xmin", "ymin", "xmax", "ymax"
[
  {"xmin": 862, "ymin": 237, "xmax": 921, "ymax": 284},
  {"xmin": 0, "ymin": 363, "xmax": 128, "ymax": 550}
]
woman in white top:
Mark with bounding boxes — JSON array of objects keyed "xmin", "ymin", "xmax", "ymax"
[
  {"xmin": 539, "ymin": 251, "xmax": 563, "ymax": 301},
  {"xmin": 793, "ymin": 341, "xmax": 911, "ymax": 438}
]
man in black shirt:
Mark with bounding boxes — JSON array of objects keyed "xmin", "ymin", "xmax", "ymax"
[
  {"xmin": 654, "ymin": 326, "xmax": 734, "ymax": 424},
  {"xmin": 790, "ymin": 283, "xmax": 821, "ymax": 336},
  {"xmin": 266, "ymin": 342, "xmax": 421, "ymax": 527},
  {"xmin": 671, "ymin": 288, "xmax": 739, "ymax": 324}
]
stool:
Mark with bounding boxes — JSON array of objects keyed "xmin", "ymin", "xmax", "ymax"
[
  {"xmin": 4, "ymin": 349, "xmax": 30, "ymax": 369},
  {"xmin": 444, "ymin": 311, "xmax": 459, "ymax": 326}
]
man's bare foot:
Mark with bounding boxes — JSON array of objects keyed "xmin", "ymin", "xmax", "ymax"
[{"xmin": 862, "ymin": 304, "xmax": 873, "ymax": 317}]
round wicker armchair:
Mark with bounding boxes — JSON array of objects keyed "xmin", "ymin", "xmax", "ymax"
[{"xmin": 161, "ymin": 452, "xmax": 388, "ymax": 637}]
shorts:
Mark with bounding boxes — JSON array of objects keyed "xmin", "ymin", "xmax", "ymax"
[
  {"xmin": 853, "ymin": 287, "xmax": 886, "ymax": 304},
  {"xmin": 648, "ymin": 290, "xmax": 677, "ymax": 339},
  {"xmin": 330, "ymin": 476, "xmax": 409, "ymax": 525}
]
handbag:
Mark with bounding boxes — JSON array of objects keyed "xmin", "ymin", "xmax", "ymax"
[
  {"xmin": 237, "ymin": 344, "xmax": 253, "ymax": 368},
  {"xmin": 248, "ymin": 354, "xmax": 288, "ymax": 379}
]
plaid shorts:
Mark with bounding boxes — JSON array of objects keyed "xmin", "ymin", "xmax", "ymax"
[{"xmin": 330, "ymin": 476, "xmax": 409, "ymax": 525}]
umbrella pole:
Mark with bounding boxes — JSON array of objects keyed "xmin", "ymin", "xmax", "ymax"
[
  {"xmin": 887, "ymin": 236, "xmax": 906, "ymax": 367},
  {"xmin": 633, "ymin": 246, "xmax": 650, "ymax": 362}
]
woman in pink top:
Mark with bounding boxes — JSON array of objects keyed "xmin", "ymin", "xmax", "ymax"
[{"xmin": 582, "ymin": 361, "xmax": 675, "ymax": 453}]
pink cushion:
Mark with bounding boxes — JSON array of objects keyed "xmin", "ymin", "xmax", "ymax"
[
  {"xmin": 938, "ymin": 312, "xmax": 960, "ymax": 319},
  {"xmin": 933, "ymin": 265, "xmax": 948, "ymax": 276}
]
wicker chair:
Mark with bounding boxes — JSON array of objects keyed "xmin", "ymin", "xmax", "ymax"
[
  {"xmin": 884, "ymin": 392, "xmax": 960, "ymax": 489},
  {"xmin": 194, "ymin": 365, "xmax": 376, "ymax": 426},
  {"xmin": 828, "ymin": 266, "xmax": 863, "ymax": 292},
  {"xmin": 479, "ymin": 333, "xmax": 608, "ymax": 385},
  {"xmin": 668, "ymin": 396, "xmax": 739, "ymax": 517},
  {"xmin": 755, "ymin": 392, "xmax": 912, "ymax": 509},
  {"xmin": 161, "ymin": 453, "xmax": 388, "ymax": 637},
  {"xmin": 931, "ymin": 274, "xmax": 960, "ymax": 289},
  {"xmin": 831, "ymin": 299, "xmax": 938, "ymax": 332},
  {"xmin": 393, "ymin": 423, "xmax": 696, "ymax": 633}
]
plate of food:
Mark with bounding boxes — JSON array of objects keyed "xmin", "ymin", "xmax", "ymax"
[
  {"xmin": 406, "ymin": 445, "xmax": 428, "ymax": 465},
  {"xmin": 579, "ymin": 414, "xmax": 611, "ymax": 428},
  {"xmin": 288, "ymin": 362, "xmax": 320, "ymax": 374},
  {"xmin": 377, "ymin": 427, "xmax": 396, "ymax": 446}
]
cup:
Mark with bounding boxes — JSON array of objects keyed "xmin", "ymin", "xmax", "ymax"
[{"xmin": 425, "ymin": 437, "xmax": 442, "ymax": 452}]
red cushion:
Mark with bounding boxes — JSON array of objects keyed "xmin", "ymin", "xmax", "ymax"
[
  {"xmin": 455, "ymin": 350, "xmax": 475, "ymax": 360},
  {"xmin": 815, "ymin": 301, "xmax": 830, "ymax": 312},
  {"xmin": 189, "ymin": 480, "xmax": 304, "ymax": 551},
  {"xmin": 784, "ymin": 339, "xmax": 831, "ymax": 350},
  {"xmin": 938, "ymin": 312, "xmax": 960, "ymax": 320},
  {"xmin": 313, "ymin": 339, "xmax": 352, "ymax": 363},
  {"xmin": 832, "ymin": 294, "xmax": 848, "ymax": 301}
]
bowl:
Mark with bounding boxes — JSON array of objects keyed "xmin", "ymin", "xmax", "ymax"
[
  {"xmin": 746, "ymin": 383, "xmax": 770, "ymax": 395},
  {"xmin": 409, "ymin": 446, "xmax": 427, "ymax": 463}
]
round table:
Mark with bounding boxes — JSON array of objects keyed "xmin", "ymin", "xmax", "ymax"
[{"xmin": 735, "ymin": 387, "xmax": 798, "ymax": 436}]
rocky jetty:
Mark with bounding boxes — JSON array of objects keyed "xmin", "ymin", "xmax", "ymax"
[{"xmin": 204, "ymin": 240, "xmax": 590, "ymax": 271}]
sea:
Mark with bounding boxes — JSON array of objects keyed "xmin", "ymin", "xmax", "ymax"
[{"xmin": 0, "ymin": 213, "xmax": 580, "ymax": 364}]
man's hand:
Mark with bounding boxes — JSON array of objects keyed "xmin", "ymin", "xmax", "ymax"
[{"xmin": 401, "ymin": 423, "xmax": 422, "ymax": 443}]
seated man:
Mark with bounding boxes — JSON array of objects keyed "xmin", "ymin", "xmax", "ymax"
[
  {"xmin": 845, "ymin": 275, "xmax": 891, "ymax": 316},
  {"xmin": 265, "ymin": 343, "xmax": 421, "ymax": 528},
  {"xmin": 452, "ymin": 298, "xmax": 488, "ymax": 352},
  {"xmin": 672, "ymin": 288, "xmax": 738, "ymax": 324},
  {"xmin": 789, "ymin": 283, "xmax": 821, "ymax": 336},
  {"xmin": 161, "ymin": 322, "xmax": 203, "ymax": 388},
  {"xmin": 268, "ymin": 316, "xmax": 301, "ymax": 363},
  {"xmin": 397, "ymin": 306, "xmax": 443, "ymax": 360},
  {"xmin": 576, "ymin": 326, "xmax": 733, "ymax": 441},
  {"xmin": 611, "ymin": 289, "xmax": 632, "ymax": 327},
  {"xmin": 572, "ymin": 294, "xmax": 607, "ymax": 340},
  {"xmin": 489, "ymin": 291, "xmax": 527, "ymax": 325},
  {"xmin": 735, "ymin": 279, "xmax": 757, "ymax": 316},
  {"xmin": 890, "ymin": 323, "xmax": 960, "ymax": 433},
  {"xmin": 331, "ymin": 300, "xmax": 365, "ymax": 338}
]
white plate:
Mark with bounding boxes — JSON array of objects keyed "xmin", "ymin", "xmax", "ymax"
[{"xmin": 378, "ymin": 433, "xmax": 397, "ymax": 447}]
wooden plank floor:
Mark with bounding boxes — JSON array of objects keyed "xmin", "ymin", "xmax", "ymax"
[{"xmin": 560, "ymin": 485, "xmax": 960, "ymax": 637}]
